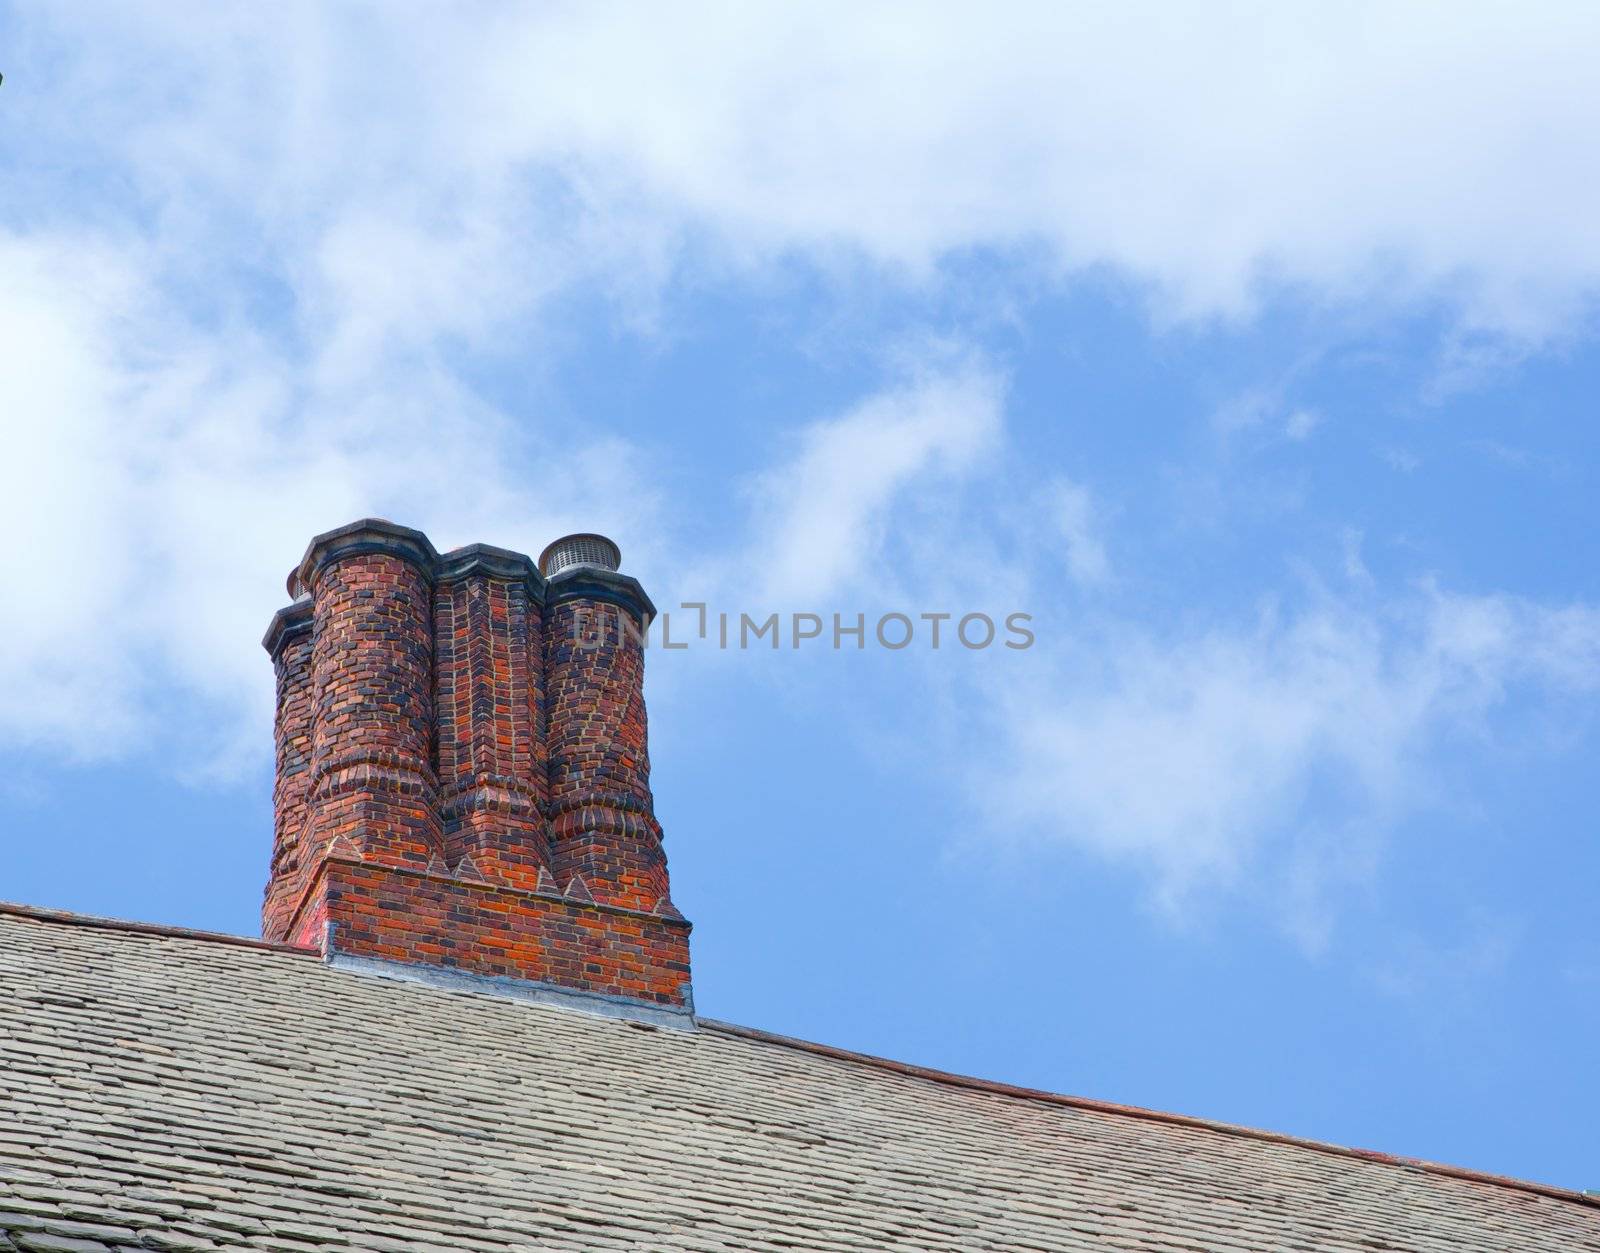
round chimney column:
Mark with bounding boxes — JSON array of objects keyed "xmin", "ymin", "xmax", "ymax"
[
  {"xmin": 301, "ymin": 520, "xmax": 444, "ymax": 873},
  {"xmin": 540, "ymin": 535, "xmax": 670, "ymax": 913},
  {"xmin": 261, "ymin": 596, "xmax": 314, "ymax": 942}
]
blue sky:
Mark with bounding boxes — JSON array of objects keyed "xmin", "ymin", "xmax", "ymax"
[{"xmin": 3, "ymin": 3, "xmax": 1599, "ymax": 1192}]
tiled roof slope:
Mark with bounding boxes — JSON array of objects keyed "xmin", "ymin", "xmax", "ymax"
[{"xmin": 2, "ymin": 907, "xmax": 1597, "ymax": 1253}]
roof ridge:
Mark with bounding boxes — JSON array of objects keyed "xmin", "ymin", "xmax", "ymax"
[
  {"xmin": 0, "ymin": 898, "xmax": 322, "ymax": 956},
  {"xmin": 700, "ymin": 1018, "xmax": 1600, "ymax": 1213}
]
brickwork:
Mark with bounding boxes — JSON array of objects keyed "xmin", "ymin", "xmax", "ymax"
[
  {"xmin": 307, "ymin": 546, "xmax": 443, "ymax": 870},
  {"xmin": 434, "ymin": 549, "xmax": 550, "ymax": 891},
  {"xmin": 293, "ymin": 858, "xmax": 691, "ymax": 1006},
  {"xmin": 546, "ymin": 581, "xmax": 670, "ymax": 914},
  {"xmin": 262, "ymin": 600, "xmax": 314, "ymax": 940},
  {"xmin": 262, "ymin": 520, "xmax": 690, "ymax": 1010}
]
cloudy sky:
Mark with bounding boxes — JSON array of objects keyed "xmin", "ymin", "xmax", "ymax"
[{"xmin": 3, "ymin": 3, "xmax": 1599, "ymax": 1190}]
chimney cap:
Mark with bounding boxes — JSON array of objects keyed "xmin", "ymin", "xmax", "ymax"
[
  {"xmin": 539, "ymin": 533, "xmax": 622, "ymax": 577},
  {"xmin": 295, "ymin": 518, "xmax": 440, "ymax": 593}
]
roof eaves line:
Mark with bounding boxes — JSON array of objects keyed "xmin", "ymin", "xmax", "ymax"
[
  {"xmin": 699, "ymin": 1018, "xmax": 1600, "ymax": 1212},
  {"xmin": 0, "ymin": 899, "xmax": 322, "ymax": 957}
]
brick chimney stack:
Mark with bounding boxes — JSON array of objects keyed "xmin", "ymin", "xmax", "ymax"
[{"xmin": 261, "ymin": 520, "xmax": 690, "ymax": 1018}]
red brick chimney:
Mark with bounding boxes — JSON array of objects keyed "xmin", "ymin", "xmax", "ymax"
[{"xmin": 261, "ymin": 520, "xmax": 691, "ymax": 1019}]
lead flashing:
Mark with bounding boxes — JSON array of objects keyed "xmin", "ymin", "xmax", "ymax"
[{"xmin": 327, "ymin": 949, "xmax": 697, "ymax": 1029}]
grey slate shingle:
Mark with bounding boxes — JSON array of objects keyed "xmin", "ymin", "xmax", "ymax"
[{"xmin": 1, "ymin": 908, "xmax": 1597, "ymax": 1252}]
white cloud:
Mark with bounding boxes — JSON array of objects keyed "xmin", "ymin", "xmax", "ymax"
[
  {"xmin": 664, "ymin": 355, "xmax": 1600, "ymax": 943},
  {"xmin": 5, "ymin": 0, "xmax": 1600, "ymax": 908},
  {"xmin": 1341, "ymin": 528, "xmax": 1373, "ymax": 587},
  {"xmin": 10, "ymin": 3, "xmax": 1600, "ymax": 339},
  {"xmin": 0, "ymin": 229, "xmax": 665, "ymax": 773},
  {"xmin": 4, "ymin": 201, "xmax": 1591, "ymax": 950},
  {"xmin": 744, "ymin": 353, "xmax": 1004, "ymax": 603},
  {"xmin": 1050, "ymin": 482, "xmax": 1109, "ymax": 586},
  {"xmin": 0, "ymin": 236, "xmax": 149, "ymax": 753},
  {"xmin": 1213, "ymin": 391, "xmax": 1323, "ymax": 446},
  {"xmin": 1212, "ymin": 388, "xmax": 1283, "ymax": 438},
  {"xmin": 479, "ymin": 4, "xmax": 1600, "ymax": 334},
  {"xmin": 1372, "ymin": 915, "xmax": 1519, "ymax": 998},
  {"xmin": 964, "ymin": 584, "xmax": 1600, "ymax": 924},
  {"xmin": 1285, "ymin": 409, "xmax": 1321, "ymax": 441}
]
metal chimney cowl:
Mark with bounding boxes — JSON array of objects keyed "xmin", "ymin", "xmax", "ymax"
[{"xmin": 538, "ymin": 533, "xmax": 622, "ymax": 577}]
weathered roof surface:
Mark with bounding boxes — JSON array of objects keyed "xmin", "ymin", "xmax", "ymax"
[{"xmin": 2, "ymin": 905, "xmax": 1597, "ymax": 1253}]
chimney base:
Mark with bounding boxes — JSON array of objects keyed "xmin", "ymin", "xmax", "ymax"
[{"xmin": 283, "ymin": 855, "xmax": 692, "ymax": 1011}]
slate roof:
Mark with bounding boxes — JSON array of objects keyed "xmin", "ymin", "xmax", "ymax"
[{"xmin": 3, "ymin": 903, "xmax": 1598, "ymax": 1253}]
